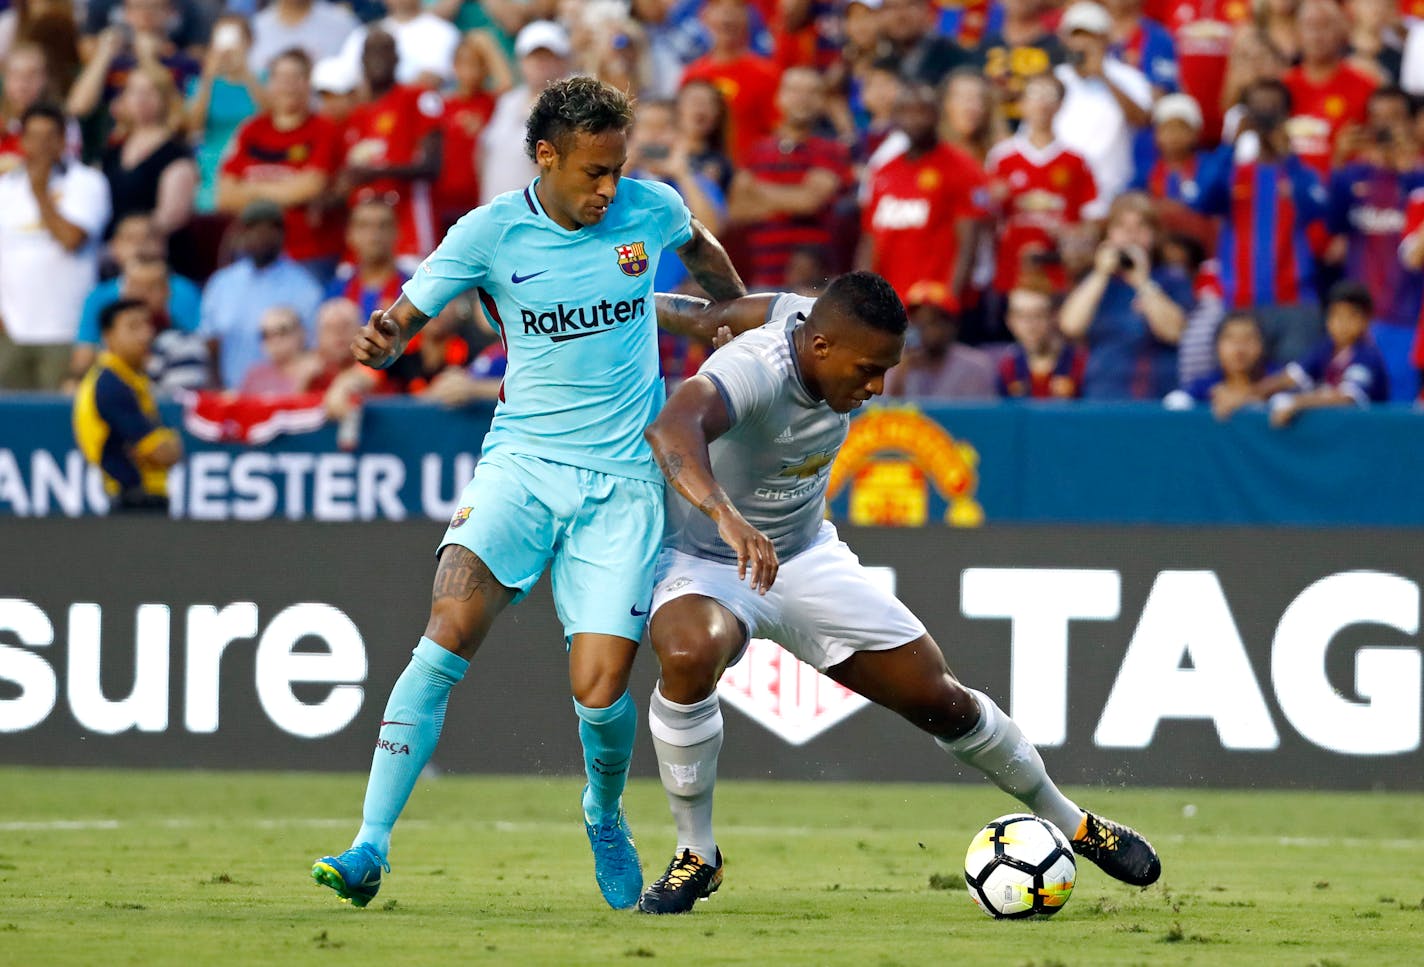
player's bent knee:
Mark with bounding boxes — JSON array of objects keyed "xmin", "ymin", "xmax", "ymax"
[{"xmin": 649, "ymin": 600, "xmax": 743, "ymax": 702}]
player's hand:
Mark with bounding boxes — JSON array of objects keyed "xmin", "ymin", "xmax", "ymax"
[
  {"xmin": 717, "ymin": 508, "xmax": 779, "ymax": 594},
  {"xmin": 352, "ymin": 310, "xmax": 402, "ymax": 368},
  {"xmin": 711, "ymin": 325, "xmax": 734, "ymax": 350}
]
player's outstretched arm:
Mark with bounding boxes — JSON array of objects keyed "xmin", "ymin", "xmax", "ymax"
[
  {"xmin": 674, "ymin": 216, "xmax": 748, "ymax": 302},
  {"xmin": 645, "ymin": 376, "xmax": 779, "ymax": 593},
  {"xmin": 654, "ymin": 292, "xmax": 777, "ymax": 344},
  {"xmin": 351, "ymin": 294, "xmax": 431, "ymax": 369}
]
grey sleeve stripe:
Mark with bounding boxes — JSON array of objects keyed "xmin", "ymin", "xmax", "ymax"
[{"xmin": 704, "ymin": 372, "xmax": 738, "ymax": 425}]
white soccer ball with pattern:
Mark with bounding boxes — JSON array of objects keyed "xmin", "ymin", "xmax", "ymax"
[{"xmin": 963, "ymin": 813, "xmax": 1076, "ymax": 919}]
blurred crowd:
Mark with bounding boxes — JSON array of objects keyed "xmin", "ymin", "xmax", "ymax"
[{"xmin": 4, "ymin": 0, "xmax": 1424, "ymax": 427}]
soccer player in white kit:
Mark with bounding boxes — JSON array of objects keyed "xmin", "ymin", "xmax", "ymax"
[{"xmin": 636, "ymin": 273, "xmax": 1162, "ymax": 914}]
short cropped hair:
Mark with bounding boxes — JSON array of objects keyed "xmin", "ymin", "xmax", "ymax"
[
  {"xmin": 21, "ymin": 102, "xmax": 66, "ymax": 134},
  {"xmin": 817, "ymin": 272, "xmax": 908, "ymax": 336},
  {"xmin": 99, "ymin": 298, "xmax": 150, "ymax": 334},
  {"xmin": 525, "ymin": 76, "xmax": 635, "ymax": 160},
  {"xmin": 1327, "ymin": 279, "xmax": 1373, "ymax": 317}
]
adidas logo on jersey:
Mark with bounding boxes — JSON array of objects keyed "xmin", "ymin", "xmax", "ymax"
[{"xmin": 774, "ymin": 426, "xmax": 794, "ymax": 444}]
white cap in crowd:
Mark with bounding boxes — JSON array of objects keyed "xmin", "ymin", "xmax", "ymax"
[
  {"xmin": 312, "ymin": 56, "xmax": 358, "ymax": 95},
  {"xmin": 1153, "ymin": 93, "xmax": 1204, "ymax": 131},
  {"xmin": 515, "ymin": 20, "xmax": 572, "ymax": 59},
  {"xmin": 1060, "ymin": 2, "xmax": 1113, "ymax": 35}
]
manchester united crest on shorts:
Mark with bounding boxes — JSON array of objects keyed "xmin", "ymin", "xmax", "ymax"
[
  {"xmin": 615, "ymin": 241, "xmax": 649, "ymax": 277},
  {"xmin": 450, "ymin": 506, "xmax": 472, "ymax": 528}
]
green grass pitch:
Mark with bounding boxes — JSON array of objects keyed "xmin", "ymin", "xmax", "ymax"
[{"xmin": 2, "ymin": 767, "xmax": 1421, "ymax": 966}]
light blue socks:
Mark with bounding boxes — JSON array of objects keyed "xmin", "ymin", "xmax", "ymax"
[
  {"xmin": 574, "ymin": 690, "xmax": 638, "ymax": 822},
  {"xmin": 354, "ymin": 637, "xmax": 469, "ymax": 858}
]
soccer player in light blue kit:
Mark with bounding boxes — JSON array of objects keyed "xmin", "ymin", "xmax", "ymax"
[{"xmin": 311, "ymin": 77, "xmax": 745, "ymax": 910}]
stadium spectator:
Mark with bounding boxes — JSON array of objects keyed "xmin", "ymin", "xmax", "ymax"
[
  {"xmin": 1399, "ymin": 186, "xmax": 1424, "ymax": 397},
  {"xmin": 1164, "ymin": 310, "xmax": 1274, "ymax": 417},
  {"xmin": 199, "ymin": 198, "xmax": 322, "ymax": 389},
  {"xmin": 72, "ymin": 297, "xmax": 182, "ymax": 513},
  {"xmin": 101, "ymin": 64, "xmax": 197, "ymax": 266},
  {"xmin": 1325, "ymin": 85, "xmax": 1423, "ymax": 400},
  {"xmin": 1054, "ymin": 2, "xmax": 1154, "ymax": 211},
  {"xmin": 675, "ymin": 78, "xmax": 734, "ymax": 195},
  {"xmin": 1164, "ymin": 232, "xmax": 1227, "ymax": 386},
  {"xmin": 323, "ymin": 294, "xmax": 478, "ymax": 408},
  {"xmin": 826, "ymin": 0, "xmax": 891, "ymax": 139},
  {"xmin": 71, "ymin": 229, "xmax": 203, "ymax": 382},
  {"xmin": 432, "ymin": 32, "xmax": 506, "ymax": 235},
  {"xmin": 852, "ymin": 58, "xmax": 904, "ymax": 164},
  {"xmin": 986, "ymin": 71, "xmax": 1098, "ymax": 298},
  {"xmin": 218, "ymin": 48, "xmax": 343, "ymax": 283},
  {"xmin": 975, "ymin": 0, "xmax": 1067, "ymax": 129},
  {"xmin": 247, "ymin": 0, "xmax": 359, "ymax": 77},
  {"xmin": 940, "ymin": 69, "xmax": 1007, "ymax": 167},
  {"xmin": 1, "ymin": 43, "xmax": 79, "ymax": 174},
  {"xmin": 783, "ymin": 244, "xmax": 833, "ymax": 297},
  {"xmin": 1259, "ymin": 0, "xmax": 1303, "ymax": 66},
  {"xmin": 81, "ymin": 0, "xmax": 209, "ymax": 53},
  {"xmin": 339, "ymin": 28, "xmax": 443, "ymax": 267},
  {"xmin": 728, "ymin": 66, "xmax": 852, "ymax": 290},
  {"xmin": 185, "ymin": 14, "xmax": 262, "ymax": 214},
  {"xmin": 1345, "ymin": 0, "xmax": 1403, "ymax": 85},
  {"xmin": 1283, "ymin": 0, "xmax": 1378, "ymax": 177},
  {"xmin": 1221, "ymin": 28, "xmax": 1291, "ymax": 144},
  {"xmin": 885, "ymin": 279, "xmax": 998, "ymax": 399},
  {"xmin": 312, "ymin": 55, "xmax": 359, "ymax": 126},
  {"xmin": 580, "ymin": 8, "xmax": 655, "ymax": 98},
  {"xmin": 1151, "ymin": 0, "xmax": 1253, "ymax": 145},
  {"xmin": 1261, "ymin": 280, "xmax": 1391, "ymax": 426},
  {"xmin": 308, "ymin": 297, "xmax": 363, "ymax": 393},
  {"xmin": 859, "ymin": 82, "xmax": 987, "ymax": 310},
  {"xmin": 881, "ymin": 0, "xmax": 974, "ymax": 87},
  {"xmin": 479, "ymin": 20, "xmax": 570, "ymax": 204},
  {"xmin": 336, "ymin": 0, "xmax": 461, "ymax": 89},
  {"xmin": 1195, "ymin": 78, "xmax": 1328, "ymax": 365},
  {"xmin": 1131, "ymin": 93, "xmax": 1216, "ymax": 246},
  {"xmin": 18, "ymin": 3, "xmax": 82, "ymax": 104},
  {"xmin": 239, "ymin": 305, "xmax": 319, "ymax": 395},
  {"xmin": 66, "ymin": 0, "xmax": 200, "ymax": 121},
  {"xmin": 326, "ymin": 198, "xmax": 408, "ymax": 318},
  {"xmin": 998, "ymin": 286, "xmax": 1088, "ymax": 399},
  {"xmin": 629, "ymin": 99, "xmax": 726, "ymax": 293},
  {"xmin": 1060, "ymin": 191, "xmax": 1192, "ymax": 399},
  {"xmin": 420, "ymin": 338, "xmax": 506, "ymax": 408},
  {"xmin": 680, "ymin": 0, "xmax": 782, "ymax": 167},
  {"xmin": 1107, "ymin": 0, "xmax": 1179, "ymax": 95},
  {"xmin": 0, "ymin": 103, "xmax": 110, "ymax": 390}
]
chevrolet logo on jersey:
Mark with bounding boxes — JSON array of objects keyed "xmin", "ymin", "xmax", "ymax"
[
  {"xmin": 615, "ymin": 241, "xmax": 649, "ymax": 277},
  {"xmin": 519, "ymin": 297, "xmax": 648, "ymax": 342},
  {"xmin": 776, "ymin": 450, "xmax": 835, "ymax": 480}
]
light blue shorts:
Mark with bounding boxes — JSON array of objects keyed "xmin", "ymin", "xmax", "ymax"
[{"xmin": 438, "ymin": 450, "xmax": 664, "ymax": 642}]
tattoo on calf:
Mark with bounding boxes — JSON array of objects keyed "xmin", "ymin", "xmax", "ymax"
[{"xmin": 432, "ymin": 545, "xmax": 495, "ymax": 603}]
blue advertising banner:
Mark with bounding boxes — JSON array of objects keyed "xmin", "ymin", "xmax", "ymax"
[{"xmin": 2, "ymin": 394, "xmax": 1422, "ymax": 526}]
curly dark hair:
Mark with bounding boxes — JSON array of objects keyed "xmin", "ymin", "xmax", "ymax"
[
  {"xmin": 817, "ymin": 272, "xmax": 908, "ymax": 336},
  {"xmin": 524, "ymin": 76, "xmax": 636, "ymax": 161}
]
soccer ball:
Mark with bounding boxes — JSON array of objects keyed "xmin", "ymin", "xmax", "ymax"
[{"xmin": 963, "ymin": 813, "xmax": 1076, "ymax": 919}]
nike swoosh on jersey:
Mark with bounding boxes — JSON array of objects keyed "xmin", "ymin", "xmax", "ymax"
[
  {"xmin": 510, "ymin": 269, "xmax": 549, "ymax": 283},
  {"xmin": 630, "ymin": 605, "xmax": 650, "ymax": 616}
]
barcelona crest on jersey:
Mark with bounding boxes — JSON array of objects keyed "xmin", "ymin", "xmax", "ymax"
[{"xmin": 615, "ymin": 241, "xmax": 649, "ymax": 277}]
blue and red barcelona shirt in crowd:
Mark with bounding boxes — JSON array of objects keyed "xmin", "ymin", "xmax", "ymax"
[
  {"xmin": 997, "ymin": 343, "xmax": 1088, "ymax": 399},
  {"xmin": 325, "ymin": 266, "xmax": 410, "ymax": 321},
  {"xmin": 1110, "ymin": 17, "xmax": 1179, "ymax": 92},
  {"xmin": 1287, "ymin": 336, "xmax": 1391, "ymax": 404},
  {"xmin": 1327, "ymin": 161, "xmax": 1424, "ymax": 329},
  {"xmin": 1195, "ymin": 148, "xmax": 1327, "ymax": 309}
]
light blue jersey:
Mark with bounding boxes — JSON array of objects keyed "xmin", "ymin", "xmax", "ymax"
[{"xmin": 404, "ymin": 177, "xmax": 693, "ymax": 483}]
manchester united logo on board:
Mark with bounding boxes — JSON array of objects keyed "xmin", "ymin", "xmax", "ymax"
[{"xmin": 615, "ymin": 241, "xmax": 649, "ymax": 277}]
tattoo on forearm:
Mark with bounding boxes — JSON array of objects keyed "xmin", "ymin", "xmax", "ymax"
[
  {"xmin": 657, "ymin": 450, "xmax": 686, "ymax": 482},
  {"xmin": 698, "ymin": 491, "xmax": 729, "ymax": 518},
  {"xmin": 432, "ymin": 545, "xmax": 496, "ymax": 603},
  {"xmin": 683, "ymin": 232, "xmax": 747, "ymax": 302}
]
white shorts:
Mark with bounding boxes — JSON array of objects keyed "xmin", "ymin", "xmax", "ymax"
[{"xmin": 651, "ymin": 521, "xmax": 928, "ymax": 671}]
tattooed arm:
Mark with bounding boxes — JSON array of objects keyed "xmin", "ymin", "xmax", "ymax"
[
  {"xmin": 645, "ymin": 376, "xmax": 779, "ymax": 592},
  {"xmin": 674, "ymin": 216, "xmax": 747, "ymax": 302},
  {"xmin": 654, "ymin": 291, "xmax": 778, "ymax": 344},
  {"xmin": 351, "ymin": 293, "xmax": 431, "ymax": 369}
]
